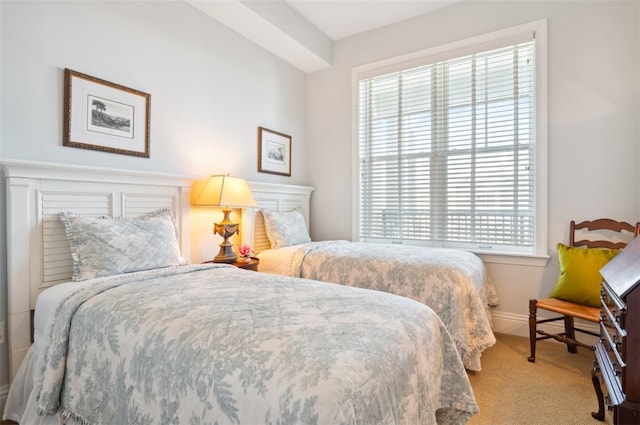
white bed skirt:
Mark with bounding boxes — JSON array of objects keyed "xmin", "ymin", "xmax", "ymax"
[{"xmin": 3, "ymin": 344, "xmax": 65, "ymax": 425}]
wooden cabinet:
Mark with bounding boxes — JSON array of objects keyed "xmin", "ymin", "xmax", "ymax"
[{"xmin": 592, "ymin": 236, "xmax": 640, "ymax": 424}]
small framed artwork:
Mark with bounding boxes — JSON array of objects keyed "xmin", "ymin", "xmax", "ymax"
[
  {"xmin": 63, "ymin": 68, "xmax": 150, "ymax": 158},
  {"xmin": 258, "ymin": 126, "xmax": 291, "ymax": 176}
]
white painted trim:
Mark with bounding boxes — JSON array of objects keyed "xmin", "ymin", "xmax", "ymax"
[
  {"xmin": 1, "ymin": 158, "xmax": 195, "ymax": 187},
  {"xmin": 1, "ymin": 159, "xmax": 194, "ymax": 381},
  {"xmin": 478, "ymin": 252, "xmax": 550, "ymax": 267},
  {"xmin": 492, "ymin": 310, "xmax": 599, "ymax": 346},
  {"xmin": 244, "ymin": 181, "xmax": 315, "ymax": 250},
  {"xmin": 350, "ymin": 19, "xmax": 549, "ymax": 262},
  {"xmin": 352, "ymin": 20, "xmax": 546, "ymax": 77}
]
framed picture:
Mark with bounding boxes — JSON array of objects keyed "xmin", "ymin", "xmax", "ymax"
[
  {"xmin": 63, "ymin": 68, "xmax": 150, "ymax": 158},
  {"xmin": 258, "ymin": 126, "xmax": 291, "ymax": 176}
]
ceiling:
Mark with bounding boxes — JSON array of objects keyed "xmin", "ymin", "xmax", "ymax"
[
  {"xmin": 186, "ymin": 0, "xmax": 462, "ymax": 73},
  {"xmin": 283, "ymin": 0, "xmax": 463, "ymax": 41}
]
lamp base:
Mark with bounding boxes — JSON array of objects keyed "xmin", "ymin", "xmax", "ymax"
[
  {"xmin": 213, "ymin": 209, "xmax": 238, "ymax": 263},
  {"xmin": 213, "ymin": 244, "xmax": 237, "ymax": 263}
]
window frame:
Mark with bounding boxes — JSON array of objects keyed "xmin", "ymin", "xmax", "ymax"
[{"xmin": 351, "ymin": 20, "xmax": 548, "ymax": 266}]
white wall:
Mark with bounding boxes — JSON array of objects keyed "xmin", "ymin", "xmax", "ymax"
[
  {"xmin": 0, "ymin": 0, "xmax": 308, "ymax": 398},
  {"xmin": 1, "ymin": 0, "xmax": 311, "ymax": 259},
  {"xmin": 306, "ymin": 1, "xmax": 640, "ymax": 335}
]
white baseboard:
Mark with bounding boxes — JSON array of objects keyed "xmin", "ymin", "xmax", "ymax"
[
  {"xmin": 492, "ymin": 310, "xmax": 600, "ymax": 345},
  {"xmin": 492, "ymin": 310, "xmax": 530, "ymax": 337}
]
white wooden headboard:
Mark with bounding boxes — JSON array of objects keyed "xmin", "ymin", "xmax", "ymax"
[
  {"xmin": 244, "ymin": 182, "xmax": 314, "ymax": 253},
  {"xmin": 2, "ymin": 160, "xmax": 193, "ymax": 381}
]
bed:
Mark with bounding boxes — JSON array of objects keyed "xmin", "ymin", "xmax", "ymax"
[
  {"xmin": 245, "ymin": 183, "xmax": 499, "ymax": 372},
  {"xmin": 1, "ymin": 160, "xmax": 478, "ymax": 425}
]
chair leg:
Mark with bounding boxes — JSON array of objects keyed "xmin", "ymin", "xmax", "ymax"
[
  {"xmin": 528, "ymin": 299, "xmax": 537, "ymax": 362},
  {"xmin": 564, "ymin": 315, "xmax": 577, "ymax": 353}
]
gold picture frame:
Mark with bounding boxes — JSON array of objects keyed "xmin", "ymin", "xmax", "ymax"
[
  {"xmin": 63, "ymin": 68, "xmax": 150, "ymax": 158},
  {"xmin": 258, "ymin": 126, "xmax": 291, "ymax": 176}
]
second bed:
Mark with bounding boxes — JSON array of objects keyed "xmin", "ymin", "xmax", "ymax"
[{"xmin": 247, "ymin": 183, "xmax": 499, "ymax": 372}]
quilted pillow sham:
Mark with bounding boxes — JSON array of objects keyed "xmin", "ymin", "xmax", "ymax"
[
  {"xmin": 60, "ymin": 208, "xmax": 189, "ymax": 281},
  {"xmin": 261, "ymin": 208, "xmax": 311, "ymax": 249}
]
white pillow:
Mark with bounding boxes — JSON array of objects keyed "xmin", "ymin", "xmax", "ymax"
[
  {"xmin": 59, "ymin": 208, "xmax": 189, "ymax": 281},
  {"xmin": 261, "ymin": 208, "xmax": 311, "ymax": 249}
]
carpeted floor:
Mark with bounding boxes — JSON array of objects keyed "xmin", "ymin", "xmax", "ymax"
[{"xmin": 467, "ymin": 333, "xmax": 613, "ymax": 425}]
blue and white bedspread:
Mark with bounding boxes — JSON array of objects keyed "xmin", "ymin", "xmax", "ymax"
[
  {"xmin": 22, "ymin": 264, "xmax": 478, "ymax": 425},
  {"xmin": 258, "ymin": 241, "xmax": 499, "ymax": 371}
]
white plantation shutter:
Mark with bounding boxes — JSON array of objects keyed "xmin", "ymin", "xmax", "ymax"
[{"xmin": 358, "ymin": 33, "xmax": 536, "ymax": 253}]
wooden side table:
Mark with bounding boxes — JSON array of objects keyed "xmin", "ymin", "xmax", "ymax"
[
  {"xmin": 231, "ymin": 257, "xmax": 259, "ymax": 271},
  {"xmin": 203, "ymin": 257, "xmax": 259, "ymax": 271}
]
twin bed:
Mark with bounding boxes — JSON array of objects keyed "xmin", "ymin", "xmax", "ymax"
[
  {"xmin": 2, "ymin": 161, "xmax": 480, "ymax": 425},
  {"xmin": 246, "ymin": 183, "xmax": 499, "ymax": 372}
]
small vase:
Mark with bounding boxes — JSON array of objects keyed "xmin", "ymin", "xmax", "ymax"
[{"xmin": 237, "ymin": 256, "xmax": 251, "ymax": 263}]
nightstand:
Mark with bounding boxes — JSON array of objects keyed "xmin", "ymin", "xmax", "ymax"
[
  {"xmin": 230, "ymin": 257, "xmax": 259, "ymax": 271},
  {"xmin": 203, "ymin": 257, "xmax": 259, "ymax": 271}
]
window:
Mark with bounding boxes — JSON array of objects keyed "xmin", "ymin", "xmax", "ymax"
[{"xmin": 355, "ymin": 21, "xmax": 547, "ymax": 258}]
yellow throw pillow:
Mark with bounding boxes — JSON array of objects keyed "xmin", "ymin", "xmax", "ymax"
[{"xmin": 549, "ymin": 243, "xmax": 620, "ymax": 307}]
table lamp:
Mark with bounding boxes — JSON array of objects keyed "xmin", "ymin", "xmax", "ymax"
[{"xmin": 191, "ymin": 175, "xmax": 257, "ymax": 263}]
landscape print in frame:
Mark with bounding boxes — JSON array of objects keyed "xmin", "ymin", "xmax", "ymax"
[
  {"xmin": 258, "ymin": 126, "xmax": 291, "ymax": 176},
  {"xmin": 63, "ymin": 68, "xmax": 150, "ymax": 157}
]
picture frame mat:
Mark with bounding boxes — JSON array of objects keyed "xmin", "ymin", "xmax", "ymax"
[
  {"xmin": 258, "ymin": 126, "xmax": 291, "ymax": 176},
  {"xmin": 64, "ymin": 69, "xmax": 150, "ymax": 157}
]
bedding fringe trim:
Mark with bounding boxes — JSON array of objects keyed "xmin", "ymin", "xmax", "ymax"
[
  {"xmin": 457, "ymin": 336, "xmax": 496, "ymax": 371},
  {"xmin": 60, "ymin": 406, "xmax": 93, "ymax": 425}
]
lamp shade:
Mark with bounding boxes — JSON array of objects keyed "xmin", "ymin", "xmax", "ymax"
[{"xmin": 191, "ymin": 175, "xmax": 257, "ymax": 208}]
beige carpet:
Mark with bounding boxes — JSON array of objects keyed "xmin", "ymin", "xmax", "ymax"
[{"xmin": 467, "ymin": 333, "xmax": 613, "ymax": 425}]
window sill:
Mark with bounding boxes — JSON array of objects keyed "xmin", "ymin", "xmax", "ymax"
[
  {"xmin": 475, "ymin": 251, "xmax": 550, "ymax": 267},
  {"xmin": 359, "ymin": 238, "xmax": 550, "ymax": 266}
]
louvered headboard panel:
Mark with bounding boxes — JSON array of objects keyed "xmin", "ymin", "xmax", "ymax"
[
  {"xmin": 40, "ymin": 190, "xmax": 181, "ymax": 289},
  {"xmin": 2, "ymin": 160, "xmax": 193, "ymax": 381},
  {"xmin": 244, "ymin": 181, "xmax": 314, "ymax": 253},
  {"xmin": 41, "ymin": 192, "xmax": 113, "ymax": 286}
]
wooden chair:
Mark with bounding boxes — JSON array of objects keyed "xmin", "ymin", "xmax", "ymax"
[{"xmin": 528, "ymin": 218, "xmax": 640, "ymax": 362}]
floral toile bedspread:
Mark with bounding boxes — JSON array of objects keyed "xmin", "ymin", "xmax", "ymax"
[
  {"xmin": 275, "ymin": 241, "xmax": 499, "ymax": 371},
  {"xmin": 32, "ymin": 264, "xmax": 478, "ymax": 425}
]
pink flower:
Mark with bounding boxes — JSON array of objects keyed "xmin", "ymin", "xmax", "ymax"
[{"xmin": 239, "ymin": 244, "xmax": 252, "ymax": 257}]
